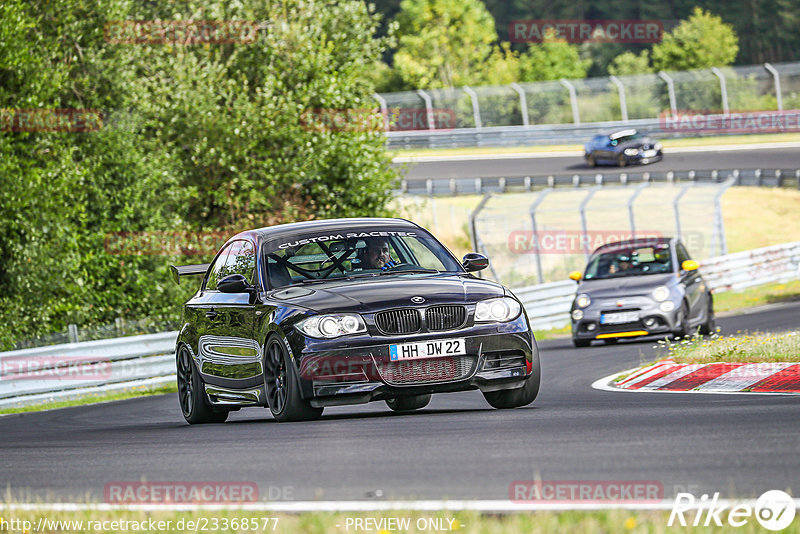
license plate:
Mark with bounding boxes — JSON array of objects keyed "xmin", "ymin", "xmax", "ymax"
[
  {"xmin": 643, "ymin": 149, "xmax": 657, "ymax": 157},
  {"xmin": 389, "ymin": 338, "xmax": 466, "ymax": 361},
  {"xmin": 601, "ymin": 311, "xmax": 639, "ymax": 325}
]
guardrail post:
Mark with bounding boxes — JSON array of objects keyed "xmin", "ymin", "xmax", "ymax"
[
  {"xmin": 711, "ymin": 67, "xmax": 729, "ymax": 115},
  {"xmin": 658, "ymin": 71, "xmax": 677, "ymax": 119},
  {"xmin": 68, "ymin": 324, "xmax": 78, "ymax": 344},
  {"xmin": 627, "ymin": 182, "xmax": 650, "ymax": 239},
  {"xmin": 796, "ymin": 170, "xmax": 800, "ymax": 190},
  {"xmin": 579, "ymin": 187, "xmax": 600, "ymax": 260},
  {"xmin": 510, "ymin": 83, "xmax": 530, "ymax": 126},
  {"xmin": 560, "ymin": 79, "xmax": 580, "ymax": 125},
  {"xmin": 529, "ymin": 188, "xmax": 553, "ymax": 284},
  {"xmin": 673, "ymin": 183, "xmax": 694, "ymax": 241},
  {"xmin": 416, "ymin": 89, "xmax": 436, "ymax": 131},
  {"xmin": 609, "ymin": 75, "xmax": 628, "ymax": 123},
  {"xmin": 463, "ymin": 86, "xmax": 482, "ymax": 129},
  {"xmin": 373, "ymin": 93, "xmax": 390, "ymax": 130},
  {"xmin": 426, "ymin": 179, "xmax": 433, "ymax": 195},
  {"xmin": 764, "ymin": 63, "xmax": 783, "ymax": 111}
]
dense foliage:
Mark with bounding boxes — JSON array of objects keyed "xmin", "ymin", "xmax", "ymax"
[{"xmin": 0, "ymin": 0, "xmax": 397, "ymax": 348}]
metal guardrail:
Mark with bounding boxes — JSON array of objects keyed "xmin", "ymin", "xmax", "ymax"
[
  {"xmin": 2, "ymin": 241, "xmax": 799, "ymax": 405},
  {"xmin": 0, "ymin": 332, "xmax": 177, "ymax": 402},
  {"xmin": 401, "ymin": 168, "xmax": 800, "ymax": 196},
  {"xmin": 513, "ymin": 241, "xmax": 800, "ymax": 331}
]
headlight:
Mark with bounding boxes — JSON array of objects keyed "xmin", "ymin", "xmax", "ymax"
[
  {"xmin": 659, "ymin": 301, "xmax": 675, "ymax": 312},
  {"xmin": 576, "ymin": 294, "xmax": 591, "ymax": 308},
  {"xmin": 654, "ymin": 141, "xmax": 663, "ymax": 151},
  {"xmin": 475, "ymin": 297, "xmax": 521, "ymax": 323},
  {"xmin": 624, "ymin": 148, "xmax": 639, "ymax": 156},
  {"xmin": 572, "ymin": 309, "xmax": 584, "ymax": 321},
  {"xmin": 652, "ymin": 286, "xmax": 670, "ymax": 302},
  {"xmin": 296, "ymin": 314, "xmax": 366, "ymax": 339}
]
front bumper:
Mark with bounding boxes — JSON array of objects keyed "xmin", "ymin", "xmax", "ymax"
[
  {"xmin": 571, "ymin": 297, "xmax": 679, "ymax": 342},
  {"xmin": 288, "ymin": 315, "xmax": 535, "ymax": 407},
  {"xmin": 622, "ymin": 150, "xmax": 663, "ymax": 165}
]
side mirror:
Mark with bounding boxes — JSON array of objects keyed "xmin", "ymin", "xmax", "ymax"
[
  {"xmin": 462, "ymin": 252, "xmax": 489, "ymax": 272},
  {"xmin": 569, "ymin": 271, "xmax": 582, "ymax": 282},
  {"xmin": 217, "ymin": 273, "xmax": 252, "ymax": 294},
  {"xmin": 681, "ymin": 260, "xmax": 699, "ymax": 272}
]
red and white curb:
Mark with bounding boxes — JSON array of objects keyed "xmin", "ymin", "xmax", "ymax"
[{"xmin": 593, "ymin": 360, "xmax": 800, "ymax": 394}]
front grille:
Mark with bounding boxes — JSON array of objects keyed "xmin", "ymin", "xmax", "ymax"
[
  {"xmin": 482, "ymin": 350, "xmax": 526, "ymax": 371},
  {"xmin": 425, "ymin": 305, "xmax": 467, "ymax": 331},
  {"xmin": 375, "ymin": 309, "xmax": 421, "ymax": 335},
  {"xmin": 377, "ymin": 355, "xmax": 477, "ymax": 386}
]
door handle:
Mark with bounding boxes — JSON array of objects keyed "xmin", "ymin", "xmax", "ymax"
[{"xmin": 205, "ymin": 309, "xmax": 218, "ymax": 319}]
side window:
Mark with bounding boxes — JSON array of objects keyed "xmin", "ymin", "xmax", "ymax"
[
  {"xmin": 205, "ymin": 244, "xmax": 232, "ymax": 291},
  {"xmin": 226, "ymin": 241, "xmax": 256, "ymax": 284}
]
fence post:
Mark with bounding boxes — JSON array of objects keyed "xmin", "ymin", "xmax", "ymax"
[
  {"xmin": 627, "ymin": 182, "xmax": 650, "ymax": 239},
  {"xmin": 560, "ymin": 79, "xmax": 580, "ymax": 125},
  {"xmin": 658, "ymin": 71, "xmax": 677, "ymax": 119},
  {"xmin": 469, "ymin": 192, "xmax": 493, "ymax": 256},
  {"xmin": 463, "ymin": 86, "xmax": 482, "ymax": 129},
  {"xmin": 579, "ymin": 187, "xmax": 600, "ymax": 260},
  {"xmin": 764, "ymin": 63, "xmax": 783, "ymax": 111},
  {"xmin": 710, "ymin": 67, "xmax": 729, "ymax": 115},
  {"xmin": 529, "ymin": 188, "xmax": 553, "ymax": 284},
  {"xmin": 673, "ymin": 183, "xmax": 694, "ymax": 241},
  {"xmin": 510, "ymin": 83, "xmax": 530, "ymax": 126},
  {"xmin": 712, "ymin": 178, "xmax": 735, "ymax": 256},
  {"xmin": 609, "ymin": 75, "xmax": 628, "ymax": 123},
  {"xmin": 373, "ymin": 93, "xmax": 390, "ymax": 130},
  {"xmin": 416, "ymin": 89, "xmax": 436, "ymax": 131},
  {"xmin": 68, "ymin": 324, "xmax": 79, "ymax": 344}
]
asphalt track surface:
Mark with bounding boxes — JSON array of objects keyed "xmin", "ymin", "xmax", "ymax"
[
  {"xmin": 2, "ymin": 300, "xmax": 799, "ymax": 503},
  {"xmin": 398, "ymin": 146, "xmax": 800, "ymax": 181}
]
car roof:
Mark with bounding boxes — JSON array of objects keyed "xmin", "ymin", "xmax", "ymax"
[
  {"xmin": 592, "ymin": 237, "xmax": 673, "ymax": 255},
  {"xmin": 226, "ymin": 217, "xmax": 423, "ymax": 243},
  {"xmin": 608, "ymin": 128, "xmax": 638, "ymax": 140}
]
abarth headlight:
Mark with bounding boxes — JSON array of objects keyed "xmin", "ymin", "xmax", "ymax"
[
  {"xmin": 575, "ymin": 294, "xmax": 591, "ymax": 308},
  {"xmin": 624, "ymin": 148, "xmax": 639, "ymax": 156},
  {"xmin": 475, "ymin": 297, "xmax": 521, "ymax": 323},
  {"xmin": 296, "ymin": 314, "xmax": 366, "ymax": 339},
  {"xmin": 654, "ymin": 141, "xmax": 663, "ymax": 151},
  {"xmin": 652, "ymin": 286, "xmax": 670, "ymax": 302}
]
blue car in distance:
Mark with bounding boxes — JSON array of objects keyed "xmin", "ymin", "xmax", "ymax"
[{"xmin": 584, "ymin": 129, "xmax": 663, "ymax": 167}]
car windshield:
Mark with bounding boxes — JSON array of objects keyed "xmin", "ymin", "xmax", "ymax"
[
  {"xmin": 262, "ymin": 228, "xmax": 463, "ymax": 288},
  {"xmin": 583, "ymin": 243, "xmax": 672, "ymax": 280}
]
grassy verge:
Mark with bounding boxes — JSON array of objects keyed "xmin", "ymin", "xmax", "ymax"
[
  {"xmin": 714, "ymin": 279, "xmax": 800, "ymax": 312},
  {"xmin": 389, "ymin": 132, "xmax": 800, "ymax": 159},
  {"xmin": 0, "ymin": 383, "xmax": 176, "ymax": 415},
  {"xmin": 655, "ymin": 330, "xmax": 800, "ymax": 364},
  {"xmin": 1, "ymin": 508, "xmax": 796, "ymax": 534}
]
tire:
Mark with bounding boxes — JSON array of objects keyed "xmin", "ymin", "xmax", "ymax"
[
  {"xmin": 573, "ymin": 338, "xmax": 591, "ymax": 348},
  {"xmin": 483, "ymin": 348, "xmax": 541, "ymax": 409},
  {"xmin": 176, "ymin": 346, "xmax": 228, "ymax": 424},
  {"xmin": 386, "ymin": 394, "xmax": 431, "ymax": 412},
  {"xmin": 263, "ymin": 336, "xmax": 323, "ymax": 422},
  {"xmin": 617, "ymin": 154, "xmax": 627, "ymax": 167},
  {"xmin": 672, "ymin": 302, "xmax": 691, "ymax": 339},
  {"xmin": 698, "ymin": 297, "xmax": 715, "ymax": 336},
  {"xmin": 586, "ymin": 155, "xmax": 596, "ymax": 168}
]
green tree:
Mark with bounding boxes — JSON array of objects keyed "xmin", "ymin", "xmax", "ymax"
[
  {"xmin": 651, "ymin": 7, "xmax": 739, "ymax": 71},
  {"xmin": 393, "ymin": 0, "xmax": 508, "ymax": 88},
  {"xmin": 608, "ymin": 50, "xmax": 652, "ymax": 76},
  {"xmin": 518, "ymin": 33, "xmax": 590, "ymax": 82}
]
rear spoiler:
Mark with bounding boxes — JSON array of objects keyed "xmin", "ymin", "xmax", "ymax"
[{"xmin": 169, "ymin": 263, "xmax": 210, "ymax": 285}]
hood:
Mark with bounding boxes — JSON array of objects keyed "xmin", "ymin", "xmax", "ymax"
[
  {"xmin": 269, "ymin": 273, "xmax": 505, "ymax": 313},
  {"xmin": 617, "ymin": 136, "xmax": 655, "ymax": 150},
  {"xmin": 577, "ymin": 273, "xmax": 676, "ymax": 298}
]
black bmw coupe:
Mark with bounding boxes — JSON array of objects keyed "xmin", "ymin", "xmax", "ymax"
[{"xmin": 171, "ymin": 218, "xmax": 540, "ymax": 423}]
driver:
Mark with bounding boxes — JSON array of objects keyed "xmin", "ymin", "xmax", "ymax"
[{"xmin": 361, "ymin": 238, "xmax": 398, "ymax": 270}]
